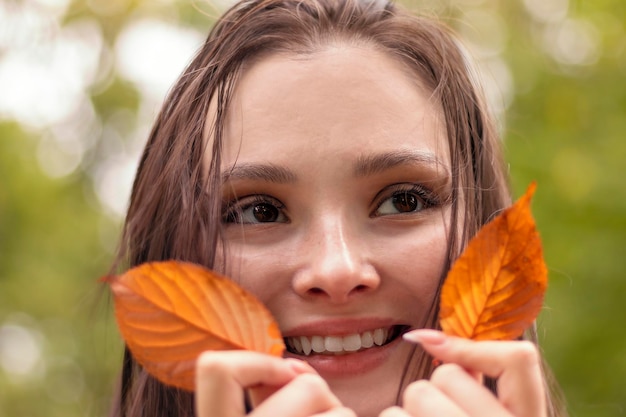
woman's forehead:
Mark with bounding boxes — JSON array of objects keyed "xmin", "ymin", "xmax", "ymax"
[{"xmin": 205, "ymin": 45, "xmax": 449, "ymax": 169}]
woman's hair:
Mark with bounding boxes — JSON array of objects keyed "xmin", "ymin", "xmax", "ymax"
[{"xmin": 109, "ymin": 0, "xmax": 564, "ymax": 415}]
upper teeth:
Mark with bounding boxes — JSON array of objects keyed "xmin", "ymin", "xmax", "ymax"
[{"xmin": 285, "ymin": 328, "xmax": 391, "ymax": 356}]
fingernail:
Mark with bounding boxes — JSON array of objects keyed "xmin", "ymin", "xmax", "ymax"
[
  {"xmin": 403, "ymin": 329, "xmax": 446, "ymax": 345},
  {"xmin": 285, "ymin": 358, "xmax": 315, "ymax": 374}
]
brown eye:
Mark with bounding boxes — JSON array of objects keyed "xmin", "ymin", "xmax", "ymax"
[
  {"xmin": 376, "ymin": 191, "xmax": 424, "ymax": 215},
  {"xmin": 222, "ymin": 195, "xmax": 288, "ymax": 224},
  {"xmin": 391, "ymin": 192, "xmax": 419, "ymax": 213},
  {"xmin": 373, "ymin": 184, "xmax": 438, "ymax": 217},
  {"xmin": 252, "ymin": 203, "xmax": 279, "ymax": 222}
]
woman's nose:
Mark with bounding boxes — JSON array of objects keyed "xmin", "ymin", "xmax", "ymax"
[{"xmin": 292, "ymin": 217, "xmax": 380, "ymax": 303}]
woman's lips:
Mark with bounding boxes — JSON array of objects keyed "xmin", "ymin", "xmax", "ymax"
[
  {"xmin": 282, "ymin": 323, "xmax": 410, "ymax": 377},
  {"xmin": 284, "ymin": 326, "xmax": 402, "ymax": 355}
]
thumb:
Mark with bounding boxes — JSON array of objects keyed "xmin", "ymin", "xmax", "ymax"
[{"xmin": 247, "ymin": 359, "xmax": 316, "ymax": 407}]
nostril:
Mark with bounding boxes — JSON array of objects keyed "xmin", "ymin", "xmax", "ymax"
[
  {"xmin": 308, "ymin": 287, "xmax": 325, "ymax": 296},
  {"xmin": 307, "ymin": 284, "xmax": 368, "ymax": 296}
]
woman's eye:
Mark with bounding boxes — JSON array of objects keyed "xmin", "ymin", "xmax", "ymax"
[
  {"xmin": 223, "ymin": 197, "xmax": 288, "ymax": 224},
  {"xmin": 373, "ymin": 185, "xmax": 437, "ymax": 217}
]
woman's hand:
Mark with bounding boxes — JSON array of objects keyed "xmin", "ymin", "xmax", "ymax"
[
  {"xmin": 195, "ymin": 350, "xmax": 356, "ymax": 417},
  {"xmin": 381, "ymin": 330, "xmax": 546, "ymax": 417}
]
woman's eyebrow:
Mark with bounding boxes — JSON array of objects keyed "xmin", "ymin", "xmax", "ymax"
[
  {"xmin": 353, "ymin": 150, "xmax": 449, "ymax": 177},
  {"xmin": 221, "ymin": 163, "xmax": 298, "ymax": 183}
]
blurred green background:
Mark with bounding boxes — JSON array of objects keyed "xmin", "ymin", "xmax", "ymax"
[{"xmin": 0, "ymin": 0, "xmax": 624, "ymax": 415}]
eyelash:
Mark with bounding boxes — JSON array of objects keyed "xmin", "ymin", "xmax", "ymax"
[
  {"xmin": 222, "ymin": 194, "xmax": 288, "ymax": 224},
  {"xmin": 371, "ymin": 183, "xmax": 440, "ymax": 217},
  {"xmin": 222, "ymin": 183, "xmax": 440, "ymax": 224}
]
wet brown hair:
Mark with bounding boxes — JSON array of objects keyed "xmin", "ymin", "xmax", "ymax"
[{"xmin": 109, "ymin": 0, "xmax": 565, "ymax": 415}]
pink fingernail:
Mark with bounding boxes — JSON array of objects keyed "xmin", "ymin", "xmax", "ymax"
[
  {"xmin": 285, "ymin": 359, "xmax": 315, "ymax": 374},
  {"xmin": 403, "ymin": 329, "xmax": 446, "ymax": 345}
]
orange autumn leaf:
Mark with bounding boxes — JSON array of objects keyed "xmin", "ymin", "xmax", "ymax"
[
  {"xmin": 105, "ymin": 261, "xmax": 285, "ymax": 391},
  {"xmin": 439, "ymin": 182, "xmax": 548, "ymax": 341}
]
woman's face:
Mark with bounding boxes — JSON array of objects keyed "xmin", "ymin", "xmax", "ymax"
[{"xmin": 214, "ymin": 45, "xmax": 452, "ymax": 417}]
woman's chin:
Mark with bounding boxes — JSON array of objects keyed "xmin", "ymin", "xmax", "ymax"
[{"xmin": 332, "ymin": 380, "xmax": 398, "ymax": 417}]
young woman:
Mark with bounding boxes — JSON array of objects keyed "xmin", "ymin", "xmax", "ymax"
[{"xmin": 110, "ymin": 0, "xmax": 566, "ymax": 416}]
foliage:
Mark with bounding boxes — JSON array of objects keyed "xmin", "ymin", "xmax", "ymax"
[
  {"xmin": 107, "ymin": 261, "xmax": 284, "ymax": 391},
  {"xmin": 440, "ymin": 183, "xmax": 547, "ymax": 341}
]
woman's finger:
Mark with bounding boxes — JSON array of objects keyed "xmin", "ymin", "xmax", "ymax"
[
  {"xmin": 250, "ymin": 373, "xmax": 344, "ymax": 417},
  {"xmin": 404, "ymin": 329, "xmax": 546, "ymax": 417},
  {"xmin": 310, "ymin": 407, "xmax": 358, "ymax": 417},
  {"xmin": 195, "ymin": 351, "xmax": 313, "ymax": 417},
  {"xmin": 401, "ymin": 379, "xmax": 467, "ymax": 417},
  {"xmin": 429, "ymin": 363, "xmax": 512, "ymax": 417},
  {"xmin": 379, "ymin": 406, "xmax": 411, "ymax": 417},
  {"xmin": 247, "ymin": 359, "xmax": 316, "ymax": 406}
]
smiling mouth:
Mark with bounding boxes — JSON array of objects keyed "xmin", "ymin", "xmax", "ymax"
[{"xmin": 284, "ymin": 325, "xmax": 410, "ymax": 356}]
